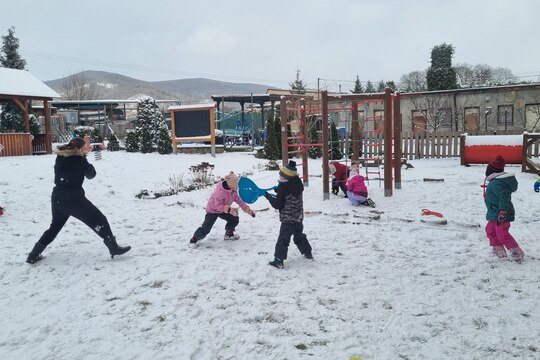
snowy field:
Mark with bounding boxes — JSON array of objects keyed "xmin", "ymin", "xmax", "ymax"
[{"xmin": 1, "ymin": 150, "xmax": 539, "ymax": 360}]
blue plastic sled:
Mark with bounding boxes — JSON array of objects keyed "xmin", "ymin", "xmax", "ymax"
[{"xmin": 238, "ymin": 177, "xmax": 277, "ymax": 204}]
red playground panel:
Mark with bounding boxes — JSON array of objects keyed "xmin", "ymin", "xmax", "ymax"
[{"xmin": 462, "ymin": 135, "xmax": 522, "ymax": 164}]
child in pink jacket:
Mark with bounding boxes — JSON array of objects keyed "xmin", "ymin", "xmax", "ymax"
[
  {"xmin": 346, "ymin": 166, "xmax": 375, "ymax": 207},
  {"xmin": 190, "ymin": 171, "xmax": 254, "ymax": 244}
]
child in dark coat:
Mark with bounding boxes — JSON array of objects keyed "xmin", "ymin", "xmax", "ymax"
[
  {"xmin": 264, "ymin": 160, "xmax": 312, "ymax": 269},
  {"xmin": 484, "ymin": 155, "xmax": 524, "ymax": 261},
  {"xmin": 190, "ymin": 171, "xmax": 254, "ymax": 243},
  {"xmin": 26, "ymin": 137, "xmax": 131, "ymax": 264}
]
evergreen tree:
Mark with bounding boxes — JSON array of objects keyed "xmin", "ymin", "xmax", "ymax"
[
  {"xmin": 0, "ymin": 26, "xmax": 26, "ymax": 69},
  {"xmin": 135, "ymin": 97, "xmax": 167, "ymax": 153},
  {"xmin": 426, "ymin": 43, "xmax": 458, "ymax": 91},
  {"xmin": 365, "ymin": 80, "xmax": 376, "ymax": 93},
  {"xmin": 107, "ymin": 133, "xmax": 120, "ymax": 151},
  {"xmin": 307, "ymin": 126, "xmax": 322, "ymax": 159},
  {"xmin": 138, "ymin": 126, "xmax": 153, "ymax": 153},
  {"xmin": 377, "ymin": 80, "xmax": 385, "ymax": 92},
  {"xmin": 329, "ymin": 122, "xmax": 343, "ymax": 160},
  {"xmin": 263, "ymin": 113, "xmax": 280, "ymax": 160},
  {"xmin": 125, "ymin": 131, "xmax": 138, "ymax": 152},
  {"xmin": 73, "ymin": 126, "xmax": 101, "ymax": 142},
  {"xmin": 274, "ymin": 114, "xmax": 282, "ymax": 158},
  {"xmin": 351, "ymin": 76, "xmax": 363, "ymax": 93},
  {"xmin": 157, "ymin": 125, "xmax": 172, "ymax": 154},
  {"xmin": 0, "ymin": 26, "xmax": 29, "ymax": 134},
  {"xmin": 0, "ymin": 105, "xmax": 39, "ymax": 134},
  {"xmin": 289, "ymin": 68, "xmax": 307, "ymax": 94},
  {"xmin": 385, "ymin": 80, "xmax": 397, "ymax": 91}
]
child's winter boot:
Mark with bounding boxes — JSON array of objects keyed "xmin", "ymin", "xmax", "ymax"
[
  {"xmin": 103, "ymin": 236, "xmax": 131, "ymax": 258},
  {"xmin": 26, "ymin": 242, "xmax": 47, "ymax": 264},
  {"xmin": 269, "ymin": 258, "xmax": 284, "ymax": 269},
  {"xmin": 224, "ymin": 229, "xmax": 240, "ymax": 240},
  {"xmin": 189, "ymin": 236, "xmax": 199, "ymax": 244},
  {"xmin": 304, "ymin": 253, "xmax": 314, "ymax": 260},
  {"xmin": 509, "ymin": 247, "xmax": 524, "ymax": 262},
  {"xmin": 363, "ymin": 198, "xmax": 376, "ymax": 207},
  {"xmin": 492, "ymin": 246, "xmax": 507, "ymax": 258}
]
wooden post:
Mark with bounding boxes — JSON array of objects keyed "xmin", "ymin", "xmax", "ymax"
[
  {"xmin": 460, "ymin": 134, "xmax": 466, "ymax": 165},
  {"xmin": 171, "ymin": 111, "xmax": 178, "ymax": 154},
  {"xmin": 384, "ymin": 88, "xmax": 393, "ymax": 197},
  {"xmin": 44, "ymin": 100, "xmax": 52, "ymax": 154},
  {"xmin": 210, "ymin": 107, "xmax": 216, "ymax": 158},
  {"xmin": 322, "ymin": 91, "xmax": 329, "ymax": 200},
  {"xmin": 24, "ymin": 100, "xmax": 30, "ymax": 133},
  {"xmin": 301, "ymin": 98, "xmax": 309, "ymax": 186},
  {"xmin": 393, "ymin": 92, "xmax": 401, "ymax": 189},
  {"xmin": 280, "ymin": 97, "xmax": 288, "ymax": 166},
  {"xmin": 352, "ymin": 101, "xmax": 359, "ymax": 161}
]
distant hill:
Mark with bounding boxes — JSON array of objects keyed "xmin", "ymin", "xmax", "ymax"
[{"xmin": 44, "ymin": 70, "xmax": 275, "ymax": 102}]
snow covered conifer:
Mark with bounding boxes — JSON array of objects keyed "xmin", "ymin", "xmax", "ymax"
[
  {"xmin": 125, "ymin": 131, "xmax": 138, "ymax": 152},
  {"xmin": 308, "ymin": 126, "xmax": 322, "ymax": 159},
  {"xmin": 263, "ymin": 113, "xmax": 279, "ymax": 160},
  {"xmin": 157, "ymin": 124, "xmax": 172, "ymax": 154},
  {"xmin": 107, "ymin": 133, "xmax": 120, "ymax": 151}
]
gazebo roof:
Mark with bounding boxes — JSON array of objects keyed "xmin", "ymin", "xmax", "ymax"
[{"xmin": 0, "ymin": 67, "xmax": 59, "ymax": 99}]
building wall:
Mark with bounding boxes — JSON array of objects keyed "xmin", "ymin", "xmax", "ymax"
[{"xmin": 399, "ymin": 84, "xmax": 540, "ymax": 134}]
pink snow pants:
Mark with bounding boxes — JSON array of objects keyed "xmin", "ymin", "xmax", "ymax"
[{"xmin": 485, "ymin": 220, "xmax": 519, "ymax": 249}]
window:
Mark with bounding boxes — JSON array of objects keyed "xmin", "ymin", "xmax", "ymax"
[
  {"xmin": 437, "ymin": 108, "xmax": 452, "ymax": 127},
  {"xmin": 525, "ymin": 104, "xmax": 540, "ymax": 131},
  {"xmin": 497, "ymin": 105, "xmax": 513, "ymax": 125}
]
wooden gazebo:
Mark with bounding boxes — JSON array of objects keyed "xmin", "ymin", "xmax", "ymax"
[{"xmin": 0, "ymin": 68, "xmax": 59, "ymax": 156}]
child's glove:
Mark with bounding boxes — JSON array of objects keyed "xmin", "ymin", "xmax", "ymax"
[
  {"xmin": 534, "ymin": 180, "xmax": 540, "ymax": 193},
  {"xmin": 243, "ymin": 206, "xmax": 256, "ymax": 218},
  {"xmin": 331, "ymin": 186, "xmax": 339, "ymax": 195},
  {"xmin": 497, "ymin": 210, "xmax": 508, "ymax": 223}
]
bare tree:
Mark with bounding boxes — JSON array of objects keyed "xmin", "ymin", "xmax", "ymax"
[
  {"xmin": 455, "ymin": 63, "xmax": 517, "ymax": 88},
  {"xmin": 491, "ymin": 67, "xmax": 517, "ymax": 86},
  {"xmin": 409, "ymin": 95, "xmax": 453, "ymax": 133},
  {"xmin": 398, "ymin": 70, "xmax": 427, "ymax": 92},
  {"xmin": 455, "ymin": 64, "xmax": 475, "ymax": 88},
  {"xmin": 61, "ymin": 71, "xmax": 101, "ymax": 100}
]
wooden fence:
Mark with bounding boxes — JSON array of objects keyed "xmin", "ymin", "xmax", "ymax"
[
  {"xmin": 0, "ymin": 133, "xmax": 52, "ymax": 157},
  {"xmin": 0, "ymin": 133, "xmax": 33, "ymax": 157},
  {"xmin": 338, "ymin": 131, "xmax": 540, "ymax": 160}
]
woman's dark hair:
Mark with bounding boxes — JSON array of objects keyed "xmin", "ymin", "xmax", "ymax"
[{"xmin": 58, "ymin": 137, "xmax": 86, "ymax": 151}]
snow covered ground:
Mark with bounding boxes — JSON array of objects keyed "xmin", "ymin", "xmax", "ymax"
[{"xmin": 1, "ymin": 150, "xmax": 539, "ymax": 359}]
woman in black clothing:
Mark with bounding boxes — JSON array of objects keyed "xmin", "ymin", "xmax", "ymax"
[{"xmin": 26, "ymin": 137, "xmax": 131, "ymax": 264}]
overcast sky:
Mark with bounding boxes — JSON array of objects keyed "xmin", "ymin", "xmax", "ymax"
[{"xmin": 2, "ymin": 0, "xmax": 539, "ymax": 91}]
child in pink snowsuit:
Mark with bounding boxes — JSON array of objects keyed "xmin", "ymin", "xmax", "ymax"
[
  {"xmin": 346, "ymin": 167, "xmax": 368, "ymax": 206},
  {"xmin": 190, "ymin": 171, "xmax": 254, "ymax": 243},
  {"xmin": 346, "ymin": 165, "xmax": 375, "ymax": 207}
]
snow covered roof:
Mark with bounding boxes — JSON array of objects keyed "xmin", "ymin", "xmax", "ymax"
[
  {"xmin": 168, "ymin": 103, "xmax": 216, "ymax": 111},
  {"xmin": 0, "ymin": 67, "xmax": 59, "ymax": 99}
]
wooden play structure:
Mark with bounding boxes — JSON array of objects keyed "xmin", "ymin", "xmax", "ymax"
[
  {"xmin": 522, "ymin": 133, "xmax": 540, "ymax": 174},
  {"xmin": 278, "ymin": 88, "xmax": 403, "ymax": 199}
]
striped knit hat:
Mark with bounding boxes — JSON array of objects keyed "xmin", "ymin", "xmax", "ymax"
[{"xmin": 279, "ymin": 160, "xmax": 298, "ymax": 180}]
